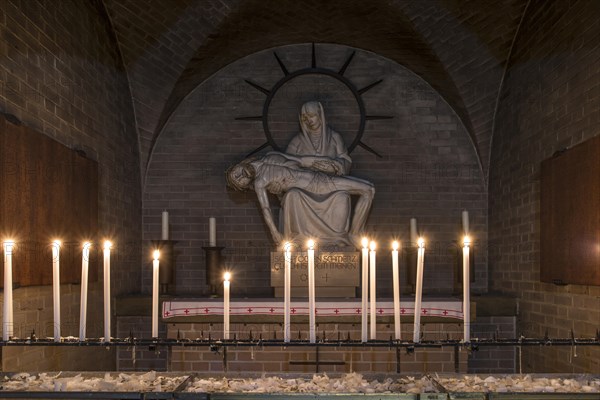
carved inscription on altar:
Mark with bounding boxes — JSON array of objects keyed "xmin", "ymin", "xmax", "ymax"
[{"xmin": 271, "ymin": 252, "xmax": 359, "ymax": 297}]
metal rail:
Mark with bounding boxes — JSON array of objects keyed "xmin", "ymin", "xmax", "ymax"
[{"xmin": 0, "ymin": 336, "xmax": 598, "ymax": 349}]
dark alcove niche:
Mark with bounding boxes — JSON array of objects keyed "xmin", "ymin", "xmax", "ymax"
[{"xmin": 143, "ymin": 44, "xmax": 487, "ymax": 297}]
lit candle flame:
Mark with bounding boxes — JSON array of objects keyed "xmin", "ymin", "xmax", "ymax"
[
  {"xmin": 283, "ymin": 242, "xmax": 292, "ymax": 252},
  {"xmin": 418, "ymin": 237, "xmax": 425, "ymax": 248},
  {"xmin": 3, "ymin": 240, "xmax": 15, "ymax": 250},
  {"xmin": 307, "ymin": 239, "xmax": 315, "ymax": 249},
  {"xmin": 153, "ymin": 250, "xmax": 160, "ymax": 260},
  {"xmin": 463, "ymin": 236, "xmax": 471, "ymax": 247},
  {"xmin": 361, "ymin": 237, "xmax": 369, "ymax": 248},
  {"xmin": 52, "ymin": 240, "xmax": 61, "ymax": 247},
  {"xmin": 224, "ymin": 272, "xmax": 231, "ymax": 281},
  {"xmin": 83, "ymin": 242, "xmax": 92, "ymax": 250},
  {"xmin": 104, "ymin": 241, "xmax": 112, "ymax": 250},
  {"xmin": 392, "ymin": 241, "xmax": 399, "ymax": 251},
  {"xmin": 369, "ymin": 241, "xmax": 376, "ymax": 251}
]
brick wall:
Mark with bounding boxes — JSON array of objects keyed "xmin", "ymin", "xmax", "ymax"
[
  {"xmin": 468, "ymin": 316, "xmax": 516, "ymax": 373},
  {"xmin": 167, "ymin": 322, "xmax": 467, "ymax": 374},
  {"xmin": 116, "ymin": 316, "xmax": 168, "ymax": 371},
  {"xmin": 489, "ymin": 0, "xmax": 600, "ymax": 373},
  {"xmin": 0, "ymin": 0, "xmax": 140, "ymax": 370},
  {"xmin": 143, "ymin": 43, "xmax": 487, "ymax": 298}
]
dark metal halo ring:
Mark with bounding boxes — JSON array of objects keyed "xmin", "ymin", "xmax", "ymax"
[{"xmin": 261, "ymin": 67, "xmax": 366, "ymax": 153}]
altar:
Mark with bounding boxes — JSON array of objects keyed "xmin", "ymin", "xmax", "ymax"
[{"xmin": 162, "ymin": 298, "xmax": 466, "ymax": 320}]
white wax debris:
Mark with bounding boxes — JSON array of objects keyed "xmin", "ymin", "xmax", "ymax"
[
  {"xmin": 438, "ymin": 375, "xmax": 600, "ymax": 393},
  {"xmin": 186, "ymin": 373, "xmax": 437, "ymax": 394},
  {"xmin": 1, "ymin": 371, "xmax": 186, "ymax": 392},
  {"xmin": 2, "ymin": 372, "xmax": 598, "ymax": 394}
]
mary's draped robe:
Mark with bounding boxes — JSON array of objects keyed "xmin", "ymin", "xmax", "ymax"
[{"xmin": 282, "ymin": 125, "xmax": 353, "ymax": 245}]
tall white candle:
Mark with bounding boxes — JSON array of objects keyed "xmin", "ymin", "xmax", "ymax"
[
  {"xmin": 209, "ymin": 217, "xmax": 216, "ymax": 247},
  {"xmin": 463, "ymin": 236, "xmax": 471, "ymax": 342},
  {"xmin": 79, "ymin": 242, "xmax": 91, "ymax": 341},
  {"xmin": 369, "ymin": 241, "xmax": 377, "ymax": 340},
  {"xmin": 52, "ymin": 240, "xmax": 61, "ymax": 342},
  {"xmin": 392, "ymin": 241, "xmax": 401, "ymax": 340},
  {"xmin": 361, "ymin": 238, "xmax": 369, "ymax": 342},
  {"xmin": 152, "ymin": 250, "xmax": 160, "ymax": 338},
  {"xmin": 462, "ymin": 210, "xmax": 469, "ymax": 235},
  {"xmin": 410, "ymin": 218, "xmax": 418, "ymax": 245},
  {"xmin": 161, "ymin": 211, "xmax": 169, "ymax": 240},
  {"xmin": 3, "ymin": 240, "xmax": 14, "ymax": 341},
  {"xmin": 103, "ymin": 241, "xmax": 112, "ymax": 342},
  {"xmin": 307, "ymin": 239, "xmax": 316, "ymax": 343},
  {"xmin": 283, "ymin": 242, "xmax": 292, "ymax": 342},
  {"xmin": 223, "ymin": 272, "xmax": 231, "ymax": 340},
  {"xmin": 413, "ymin": 238, "xmax": 425, "ymax": 343}
]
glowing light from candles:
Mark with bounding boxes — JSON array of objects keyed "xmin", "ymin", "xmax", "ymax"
[
  {"xmin": 361, "ymin": 237, "xmax": 369, "ymax": 342},
  {"xmin": 3, "ymin": 240, "xmax": 15, "ymax": 341},
  {"xmin": 52, "ymin": 240, "xmax": 61, "ymax": 342},
  {"xmin": 369, "ymin": 241, "xmax": 377, "ymax": 340},
  {"xmin": 152, "ymin": 250, "xmax": 160, "ymax": 338},
  {"xmin": 463, "ymin": 235, "xmax": 471, "ymax": 342},
  {"xmin": 103, "ymin": 241, "xmax": 112, "ymax": 342},
  {"xmin": 79, "ymin": 242, "xmax": 92, "ymax": 341},
  {"xmin": 307, "ymin": 239, "xmax": 316, "ymax": 343},
  {"xmin": 223, "ymin": 271, "xmax": 231, "ymax": 339},
  {"xmin": 413, "ymin": 237, "xmax": 425, "ymax": 343},
  {"xmin": 283, "ymin": 241, "xmax": 292, "ymax": 342},
  {"xmin": 392, "ymin": 241, "xmax": 401, "ymax": 340}
]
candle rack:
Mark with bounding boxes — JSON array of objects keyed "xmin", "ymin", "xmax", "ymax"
[{"xmin": 0, "ymin": 335, "xmax": 598, "ymax": 348}]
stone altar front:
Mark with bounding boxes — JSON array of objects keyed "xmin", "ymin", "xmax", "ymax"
[{"xmin": 270, "ymin": 251, "xmax": 359, "ymax": 297}]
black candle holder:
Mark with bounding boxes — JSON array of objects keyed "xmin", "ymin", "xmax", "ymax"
[
  {"xmin": 203, "ymin": 246, "xmax": 224, "ymax": 297},
  {"xmin": 151, "ymin": 240, "xmax": 177, "ymax": 294},
  {"xmin": 405, "ymin": 246, "xmax": 418, "ymax": 294}
]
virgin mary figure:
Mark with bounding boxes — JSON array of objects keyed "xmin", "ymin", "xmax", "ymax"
[{"xmin": 282, "ymin": 101, "xmax": 357, "ymax": 246}]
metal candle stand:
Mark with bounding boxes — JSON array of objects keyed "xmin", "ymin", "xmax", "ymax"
[{"xmin": 203, "ymin": 246, "xmax": 224, "ymax": 296}]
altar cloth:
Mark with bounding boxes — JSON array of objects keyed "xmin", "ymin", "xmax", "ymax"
[{"xmin": 162, "ymin": 299, "xmax": 463, "ymax": 319}]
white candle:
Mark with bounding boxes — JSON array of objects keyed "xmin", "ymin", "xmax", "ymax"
[
  {"xmin": 52, "ymin": 240, "xmax": 61, "ymax": 342},
  {"xmin": 392, "ymin": 241, "xmax": 401, "ymax": 340},
  {"xmin": 161, "ymin": 211, "xmax": 169, "ymax": 240},
  {"xmin": 152, "ymin": 250, "xmax": 160, "ymax": 338},
  {"xmin": 283, "ymin": 242, "xmax": 292, "ymax": 342},
  {"xmin": 307, "ymin": 239, "xmax": 316, "ymax": 343},
  {"xmin": 3, "ymin": 240, "xmax": 14, "ymax": 341},
  {"xmin": 223, "ymin": 272, "xmax": 231, "ymax": 340},
  {"xmin": 103, "ymin": 241, "xmax": 112, "ymax": 342},
  {"xmin": 79, "ymin": 242, "xmax": 91, "ymax": 341},
  {"xmin": 361, "ymin": 238, "xmax": 369, "ymax": 342},
  {"xmin": 413, "ymin": 238, "xmax": 425, "ymax": 343},
  {"xmin": 462, "ymin": 210, "xmax": 469, "ymax": 235},
  {"xmin": 369, "ymin": 241, "xmax": 377, "ymax": 340},
  {"xmin": 209, "ymin": 217, "xmax": 216, "ymax": 247},
  {"xmin": 410, "ymin": 218, "xmax": 418, "ymax": 245},
  {"xmin": 463, "ymin": 236, "xmax": 471, "ymax": 342}
]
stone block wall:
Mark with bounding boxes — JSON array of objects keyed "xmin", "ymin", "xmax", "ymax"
[
  {"xmin": 0, "ymin": 0, "xmax": 140, "ymax": 370},
  {"xmin": 143, "ymin": 43, "xmax": 488, "ymax": 299},
  {"xmin": 468, "ymin": 316, "xmax": 516, "ymax": 373},
  {"xmin": 116, "ymin": 316, "xmax": 168, "ymax": 371},
  {"xmin": 489, "ymin": 0, "xmax": 600, "ymax": 373}
]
